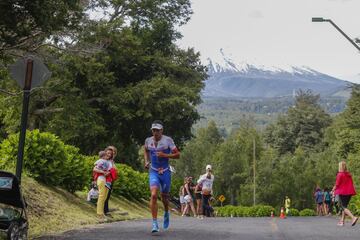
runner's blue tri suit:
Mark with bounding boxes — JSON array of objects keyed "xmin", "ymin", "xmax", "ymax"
[{"xmin": 145, "ymin": 135, "xmax": 177, "ymax": 193}]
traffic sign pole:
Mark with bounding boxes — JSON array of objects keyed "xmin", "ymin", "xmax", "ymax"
[{"xmin": 15, "ymin": 59, "xmax": 33, "ymax": 183}]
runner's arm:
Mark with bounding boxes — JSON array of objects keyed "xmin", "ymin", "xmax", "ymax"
[
  {"xmin": 144, "ymin": 145, "xmax": 150, "ymax": 169},
  {"xmin": 156, "ymin": 148, "xmax": 180, "ymax": 159}
]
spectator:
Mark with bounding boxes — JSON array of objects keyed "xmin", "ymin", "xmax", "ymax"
[
  {"xmin": 285, "ymin": 196, "xmax": 291, "ymax": 216},
  {"xmin": 314, "ymin": 187, "xmax": 324, "ymax": 216},
  {"xmin": 197, "ymin": 164, "xmax": 215, "ymax": 218},
  {"xmin": 324, "ymin": 187, "xmax": 331, "ymax": 215},
  {"xmin": 93, "ymin": 151, "xmax": 110, "ymax": 221},
  {"xmin": 103, "ymin": 146, "xmax": 118, "ymax": 216},
  {"xmin": 194, "ymin": 181, "xmax": 203, "ymax": 218},
  {"xmin": 332, "ymin": 161, "xmax": 358, "ymax": 226},
  {"xmin": 87, "ymin": 182, "xmax": 99, "ymax": 205},
  {"xmin": 179, "ymin": 178, "xmax": 187, "ymax": 214},
  {"xmin": 182, "ymin": 177, "xmax": 197, "ymax": 217}
]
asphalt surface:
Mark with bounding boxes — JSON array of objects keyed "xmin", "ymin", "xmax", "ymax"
[{"xmin": 37, "ymin": 216, "xmax": 360, "ymax": 240}]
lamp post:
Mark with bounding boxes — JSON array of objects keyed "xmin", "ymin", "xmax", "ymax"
[{"xmin": 312, "ymin": 17, "xmax": 360, "ymax": 52}]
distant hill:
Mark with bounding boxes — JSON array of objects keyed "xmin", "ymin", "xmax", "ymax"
[{"xmin": 203, "ymin": 49, "xmax": 352, "ymax": 98}]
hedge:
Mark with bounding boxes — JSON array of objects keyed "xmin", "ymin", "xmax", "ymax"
[
  {"xmin": 299, "ymin": 208, "xmax": 316, "ymax": 216},
  {"xmin": 216, "ymin": 205, "xmax": 274, "ymax": 217}
]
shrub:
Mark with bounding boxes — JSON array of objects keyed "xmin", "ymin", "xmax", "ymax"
[
  {"xmin": 299, "ymin": 208, "xmax": 316, "ymax": 216},
  {"xmin": 0, "ymin": 130, "xmax": 89, "ymax": 192},
  {"xmin": 348, "ymin": 195, "xmax": 360, "ymax": 216},
  {"xmin": 289, "ymin": 208, "xmax": 300, "ymax": 216},
  {"xmin": 256, "ymin": 205, "xmax": 274, "ymax": 217},
  {"xmin": 216, "ymin": 205, "xmax": 274, "ymax": 217},
  {"xmin": 112, "ymin": 163, "xmax": 149, "ymax": 200}
]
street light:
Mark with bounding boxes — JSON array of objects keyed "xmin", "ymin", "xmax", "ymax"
[{"xmin": 312, "ymin": 17, "xmax": 360, "ymax": 52}]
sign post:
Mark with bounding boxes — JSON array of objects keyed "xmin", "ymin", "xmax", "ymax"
[
  {"xmin": 218, "ymin": 195, "xmax": 226, "ymax": 207},
  {"xmin": 9, "ymin": 55, "xmax": 51, "ymax": 183}
]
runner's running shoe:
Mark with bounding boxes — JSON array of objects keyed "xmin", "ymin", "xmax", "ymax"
[
  {"xmin": 163, "ymin": 211, "xmax": 170, "ymax": 229},
  {"xmin": 152, "ymin": 219, "xmax": 159, "ymax": 233}
]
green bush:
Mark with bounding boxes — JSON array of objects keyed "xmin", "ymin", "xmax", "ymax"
[
  {"xmin": 0, "ymin": 130, "xmax": 88, "ymax": 192},
  {"xmin": 216, "ymin": 205, "xmax": 274, "ymax": 217},
  {"xmin": 289, "ymin": 208, "xmax": 300, "ymax": 216},
  {"xmin": 112, "ymin": 163, "xmax": 149, "ymax": 200},
  {"xmin": 348, "ymin": 195, "xmax": 360, "ymax": 216},
  {"xmin": 299, "ymin": 208, "xmax": 316, "ymax": 216},
  {"xmin": 256, "ymin": 205, "xmax": 274, "ymax": 217}
]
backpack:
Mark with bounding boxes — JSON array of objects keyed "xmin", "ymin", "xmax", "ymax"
[
  {"xmin": 316, "ymin": 191, "xmax": 324, "ymax": 203},
  {"xmin": 325, "ymin": 191, "xmax": 331, "ymax": 202}
]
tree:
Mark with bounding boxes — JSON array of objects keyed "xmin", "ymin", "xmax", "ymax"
[
  {"xmin": 0, "ymin": 0, "xmax": 207, "ymax": 170},
  {"xmin": 213, "ymin": 125, "xmax": 263, "ymax": 206},
  {"xmin": 174, "ymin": 120, "xmax": 222, "ymax": 178},
  {"xmin": 0, "ymin": 0, "xmax": 84, "ymax": 53},
  {"xmin": 265, "ymin": 90, "xmax": 332, "ymax": 154}
]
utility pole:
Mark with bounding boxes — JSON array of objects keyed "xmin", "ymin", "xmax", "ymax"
[{"xmin": 253, "ymin": 138, "xmax": 256, "ymax": 206}]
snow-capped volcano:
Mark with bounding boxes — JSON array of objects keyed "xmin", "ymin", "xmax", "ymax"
[{"xmin": 204, "ymin": 49, "xmax": 351, "ymax": 98}]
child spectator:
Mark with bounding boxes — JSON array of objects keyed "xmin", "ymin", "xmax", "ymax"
[{"xmin": 87, "ymin": 182, "xmax": 99, "ymax": 204}]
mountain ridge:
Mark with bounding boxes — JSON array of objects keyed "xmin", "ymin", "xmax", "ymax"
[{"xmin": 203, "ymin": 50, "xmax": 351, "ymax": 98}]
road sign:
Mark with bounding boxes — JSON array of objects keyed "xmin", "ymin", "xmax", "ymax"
[
  {"xmin": 9, "ymin": 55, "xmax": 51, "ymax": 89},
  {"xmin": 8, "ymin": 55, "xmax": 51, "ymax": 183},
  {"xmin": 218, "ymin": 195, "xmax": 226, "ymax": 202}
]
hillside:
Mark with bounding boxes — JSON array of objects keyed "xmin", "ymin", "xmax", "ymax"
[
  {"xmin": 204, "ymin": 49, "xmax": 352, "ymax": 98},
  {"xmin": 195, "ymin": 96, "xmax": 348, "ymax": 135},
  {"xmin": 20, "ymin": 176, "xmax": 151, "ymax": 238}
]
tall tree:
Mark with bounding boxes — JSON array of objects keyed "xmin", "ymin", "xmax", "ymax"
[
  {"xmin": 0, "ymin": 0, "xmax": 207, "ymax": 169},
  {"xmin": 265, "ymin": 90, "xmax": 332, "ymax": 154}
]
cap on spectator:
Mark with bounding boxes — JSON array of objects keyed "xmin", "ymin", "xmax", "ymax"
[{"xmin": 206, "ymin": 164, "xmax": 212, "ymax": 171}]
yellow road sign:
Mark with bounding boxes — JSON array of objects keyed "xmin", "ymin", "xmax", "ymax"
[{"xmin": 218, "ymin": 195, "xmax": 226, "ymax": 202}]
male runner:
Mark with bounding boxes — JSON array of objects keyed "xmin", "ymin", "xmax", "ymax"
[{"xmin": 144, "ymin": 120, "xmax": 180, "ymax": 233}]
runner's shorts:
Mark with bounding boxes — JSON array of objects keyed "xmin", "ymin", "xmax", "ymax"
[{"xmin": 149, "ymin": 169, "xmax": 171, "ymax": 193}]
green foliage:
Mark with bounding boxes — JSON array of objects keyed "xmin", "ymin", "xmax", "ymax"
[
  {"xmin": 0, "ymin": 130, "xmax": 88, "ymax": 192},
  {"xmin": 0, "ymin": 0, "xmax": 84, "ymax": 51},
  {"xmin": 299, "ymin": 209, "xmax": 316, "ymax": 216},
  {"xmin": 265, "ymin": 90, "xmax": 332, "ymax": 154},
  {"xmin": 174, "ymin": 120, "xmax": 222, "ymax": 178},
  {"xmin": 214, "ymin": 124, "xmax": 263, "ymax": 206},
  {"xmin": 113, "ymin": 164, "xmax": 149, "ymax": 200},
  {"xmin": 348, "ymin": 194, "xmax": 360, "ymax": 216},
  {"xmin": 0, "ymin": 0, "xmax": 206, "ymax": 171},
  {"xmin": 216, "ymin": 205, "xmax": 274, "ymax": 217},
  {"xmin": 289, "ymin": 208, "xmax": 300, "ymax": 216}
]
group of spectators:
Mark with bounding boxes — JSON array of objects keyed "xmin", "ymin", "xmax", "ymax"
[
  {"xmin": 179, "ymin": 165, "xmax": 215, "ymax": 219},
  {"xmin": 313, "ymin": 161, "xmax": 358, "ymax": 227},
  {"xmin": 314, "ymin": 187, "xmax": 338, "ymax": 216}
]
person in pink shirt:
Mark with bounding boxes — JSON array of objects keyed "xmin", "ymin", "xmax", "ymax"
[{"xmin": 332, "ymin": 161, "xmax": 358, "ymax": 226}]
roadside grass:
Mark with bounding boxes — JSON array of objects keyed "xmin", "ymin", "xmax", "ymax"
[{"xmin": 21, "ymin": 176, "xmax": 152, "ymax": 238}]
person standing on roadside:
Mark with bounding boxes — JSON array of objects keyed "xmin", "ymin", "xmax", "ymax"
[
  {"xmin": 332, "ymin": 161, "xmax": 358, "ymax": 226},
  {"xmin": 144, "ymin": 120, "xmax": 180, "ymax": 233},
  {"xmin": 104, "ymin": 146, "xmax": 118, "ymax": 216},
  {"xmin": 93, "ymin": 151, "xmax": 110, "ymax": 221},
  {"xmin": 314, "ymin": 187, "xmax": 324, "ymax": 216},
  {"xmin": 194, "ymin": 180, "xmax": 203, "ymax": 218},
  {"xmin": 285, "ymin": 196, "xmax": 291, "ymax": 216},
  {"xmin": 197, "ymin": 165, "xmax": 214, "ymax": 218},
  {"xmin": 182, "ymin": 177, "xmax": 197, "ymax": 217}
]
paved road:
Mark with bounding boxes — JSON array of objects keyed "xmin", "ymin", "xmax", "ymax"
[{"xmin": 38, "ymin": 217, "xmax": 359, "ymax": 240}]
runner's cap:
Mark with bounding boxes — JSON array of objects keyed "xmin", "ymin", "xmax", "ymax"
[
  {"xmin": 206, "ymin": 165, "xmax": 212, "ymax": 171},
  {"xmin": 151, "ymin": 123, "xmax": 163, "ymax": 130}
]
